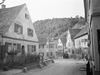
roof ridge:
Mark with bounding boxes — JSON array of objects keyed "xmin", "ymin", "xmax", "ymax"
[
  {"xmin": 0, "ymin": 4, "xmax": 26, "ymax": 34},
  {"xmin": 0, "ymin": 3, "xmax": 25, "ymax": 10}
]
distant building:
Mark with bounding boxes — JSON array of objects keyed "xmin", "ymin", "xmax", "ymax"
[
  {"xmin": 38, "ymin": 37, "xmax": 47, "ymax": 59},
  {"xmin": 58, "ymin": 28, "xmax": 80, "ymax": 58},
  {"xmin": 65, "ymin": 29, "xmax": 80, "ymax": 55},
  {"xmin": 0, "ymin": 4, "xmax": 39, "ymax": 60},
  {"xmin": 46, "ymin": 38, "xmax": 57, "ymax": 59},
  {"xmin": 57, "ymin": 38, "xmax": 63, "ymax": 51},
  {"xmin": 84, "ymin": 0, "xmax": 100, "ymax": 74},
  {"xmin": 66, "ymin": 30, "xmax": 74, "ymax": 49},
  {"xmin": 74, "ymin": 25, "xmax": 89, "ymax": 57}
]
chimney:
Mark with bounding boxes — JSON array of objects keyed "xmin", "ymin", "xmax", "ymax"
[{"xmin": 1, "ymin": 4, "xmax": 6, "ymax": 9}]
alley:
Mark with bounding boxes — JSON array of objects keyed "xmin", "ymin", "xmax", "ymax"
[{"xmin": 17, "ymin": 59, "xmax": 86, "ymax": 75}]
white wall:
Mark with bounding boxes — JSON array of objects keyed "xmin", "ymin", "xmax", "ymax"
[
  {"xmin": 5, "ymin": 5, "xmax": 38, "ymax": 42},
  {"xmin": 66, "ymin": 30, "xmax": 74, "ymax": 49},
  {"xmin": 74, "ymin": 34, "xmax": 88, "ymax": 49},
  {"xmin": 4, "ymin": 5, "xmax": 39, "ymax": 53}
]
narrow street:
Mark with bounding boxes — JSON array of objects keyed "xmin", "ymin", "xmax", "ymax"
[{"xmin": 17, "ymin": 59, "xmax": 86, "ymax": 75}]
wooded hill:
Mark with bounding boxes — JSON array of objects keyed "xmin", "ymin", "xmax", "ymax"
[{"xmin": 33, "ymin": 16, "xmax": 85, "ymax": 39}]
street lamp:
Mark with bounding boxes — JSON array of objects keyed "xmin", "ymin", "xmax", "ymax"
[{"xmin": 0, "ymin": 0, "xmax": 5, "ymax": 5}]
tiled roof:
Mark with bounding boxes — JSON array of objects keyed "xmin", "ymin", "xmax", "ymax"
[
  {"xmin": 38, "ymin": 37, "xmax": 47, "ymax": 45},
  {"xmin": 72, "ymin": 23, "xmax": 85, "ymax": 29},
  {"xmin": 0, "ymin": 4, "xmax": 25, "ymax": 35},
  {"xmin": 59, "ymin": 31, "xmax": 67, "ymax": 46},
  {"xmin": 74, "ymin": 25, "xmax": 89, "ymax": 39},
  {"xmin": 69, "ymin": 29, "xmax": 81, "ymax": 39}
]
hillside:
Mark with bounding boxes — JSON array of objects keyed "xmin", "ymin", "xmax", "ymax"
[{"xmin": 33, "ymin": 16, "xmax": 85, "ymax": 40}]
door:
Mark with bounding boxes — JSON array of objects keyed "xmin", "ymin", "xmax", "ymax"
[{"xmin": 97, "ymin": 30, "xmax": 100, "ymax": 55}]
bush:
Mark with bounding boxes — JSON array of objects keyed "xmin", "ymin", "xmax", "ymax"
[{"xmin": 3, "ymin": 54, "xmax": 40, "ymax": 68}]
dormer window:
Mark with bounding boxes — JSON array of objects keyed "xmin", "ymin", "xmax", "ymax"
[{"xmin": 25, "ymin": 13, "xmax": 29, "ymax": 19}]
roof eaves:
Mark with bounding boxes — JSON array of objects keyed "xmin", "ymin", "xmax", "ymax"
[{"xmin": 0, "ymin": 4, "xmax": 25, "ymax": 34}]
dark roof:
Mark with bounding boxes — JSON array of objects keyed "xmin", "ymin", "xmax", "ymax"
[
  {"xmin": 38, "ymin": 37, "xmax": 47, "ymax": 45},
  {"xmin": 59, "ymin": 31, "xmax": 67, "ymax": 46},
  {"xmin": 60, "ymin": 30, "xmax": 68, "ymax": 37},
  {"xmin": 0, "ymin": 4, "xmax": 25, "ymax": 34},
  {"xmin": 60, "ymin": 36, "xmax": 66, "ymax": 46},
  {"xmin": 69, "ymin": 29, "xmax": 81, "ymax": 39},
  {"xmin": 74, "ymin": 25, "xmax": 89, "ymax": 39},
  {"xmin": 72, "ymin": 23, "xmax": 85, "ymax": 29},
  {"xmin": 36, "ymin": 33, "xmax": 48, "ymax": 45},
  {"xmin": 56, "ymin": 28, "xmax": 80, "ymax": 46}
]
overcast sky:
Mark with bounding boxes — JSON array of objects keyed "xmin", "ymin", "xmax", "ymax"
[{"xmin": 3, "ymin": 0, "xmax": 84, "ymax": 22}]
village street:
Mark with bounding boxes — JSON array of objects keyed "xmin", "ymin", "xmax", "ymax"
[
  {"xmin": 16, "ymin": 59, "xmax": 86, "ymax": 75},
  {"xmin": 1, "ymin": 0, "xmax": 100, "ymax": 75}
]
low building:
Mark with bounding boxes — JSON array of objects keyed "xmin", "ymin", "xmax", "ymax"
[
  {"xmin": 38, "ymin": 37, "xmax": 47, "ymax": 59},
  {"xmin": 46, "ymin": 38, "xmax": 57, "ymax": 59}
]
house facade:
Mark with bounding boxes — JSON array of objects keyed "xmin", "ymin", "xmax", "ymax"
[
  {"xmin": 84, "ymin": 0, "xmax": 100, "ymax": 74},
  {"xmin": 0, "ymin": 4, "xmax": 39, "ymax": 60},
  {"xmin": 74, "ymin": 35, "xmax": 88, "ymax": 48},
  {"xmin": 38, "ymin": 37, "xmax": 47, "ymax": 59},
  {"xmin": 46, "ymin": 38, "xmax": 57, "ymax": 59},
  {"xmin": 66, "ymin": 30, "xmax": 74, "ymax": 49},
  {"xmin": 65, "ymin": 29, "xmax": 80, "ymax": 56},
  {"xmin": 74, "ymin": 25, "xmax": 89, "ymax": 59},
  {"xmin": 74, "ymin": 25, "xmax": 89, "ymax": 49}
]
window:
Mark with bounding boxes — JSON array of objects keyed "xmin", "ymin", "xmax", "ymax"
[
  {"xmin": 27, "ymin": 28, "xmax": 33, "ymax": 37},
  {"xmin": 49, "ymin": 44, "xmax": 54, "ymax": 48},
  {"xmin": 17, "ymin": 43, "xmax": 21, "ymax": 52},
  {"xmin": 13, "ymin": 43, "xmax": 17, "ymax": 51},
  {"xmin": 5, "ymin": 42, "xmax": 12, "ymax": 52},
  {"xmin": 39, "ymin": 44, "xmax": 44, "ymax": 49},
  {"xmin": 27, "ymin": 45, "xmax": 36, "ymax": 54},
  {"xmin": 14, "ymin": 23, "xmax": 23, "ymax": 34},
  {"xmin": 25, "ymin": 13, "xmax": 29, "ymax": 19},
  {"xmin": 33, "ymin": 45, "xmax": 36, "ymax": 52}
]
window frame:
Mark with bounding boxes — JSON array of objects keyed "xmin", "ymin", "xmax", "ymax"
[
  {"xmin": 27, "ymin": 45, "xmax": 36, "ymax": 54},
  {"xmin": 25, "ymin": 13, "xmax": 29, "ymax": 19},
  {"xmin": 14, "ymin": 23, "xmax": 23, "ymax": 34},
  {"xmin": 27, "ymin": 28, "xmax": 33, "ymax": 37}
]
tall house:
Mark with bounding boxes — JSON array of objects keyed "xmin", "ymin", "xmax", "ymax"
[
  {"xmin": 0, "ymin": 4, "xmax": 39, "ymax": 55},
  {"xmin": 84, "ymin": 0, "xmax": 100, "ymax": 74}
]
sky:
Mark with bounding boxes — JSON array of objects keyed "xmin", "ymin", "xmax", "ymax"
[{"xmin": 2, "ymin": 0, "xmax": 84, "ymax": 22}]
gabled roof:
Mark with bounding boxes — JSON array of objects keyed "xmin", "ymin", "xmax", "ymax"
[
  {"xmin": 72, "ymin": 23, "xmax": 85, "ymax": 29},
  {"xmin": 59, "ymin": 31, "xmax": 67, "ymax": 46},
  {"xmin": 38, "ymin": 37, "xmax": 47, "ymax": 45},
  {"xmin": 0, "ymin": 4, "xmax": 25, "ymax": 35},
  {"xmin": 56, "ymin": 28, "xmax": 80, "ymax": 46},
  {"xmin": 37, "ymin": 34, "xmax": 48, "ymax": 45},
  {"xmin": 74, "ymin": 25, "xmax": 89, "ymax": 39},
  {"xmin": 69, "ymin": 29, "xmax": 81, "ymax": 40}
]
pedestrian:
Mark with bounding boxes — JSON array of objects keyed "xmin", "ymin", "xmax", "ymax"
[
  {"xmin": 37, "ymin": 53, "xmax": 40, "ymax": 64},
  {"xmin": 86, "ymin": 55, "xmax": 93, "ymax": 75},
  {"xmin": 86, "ymin": 60, "xmax": 90, "ymax": 75}
]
